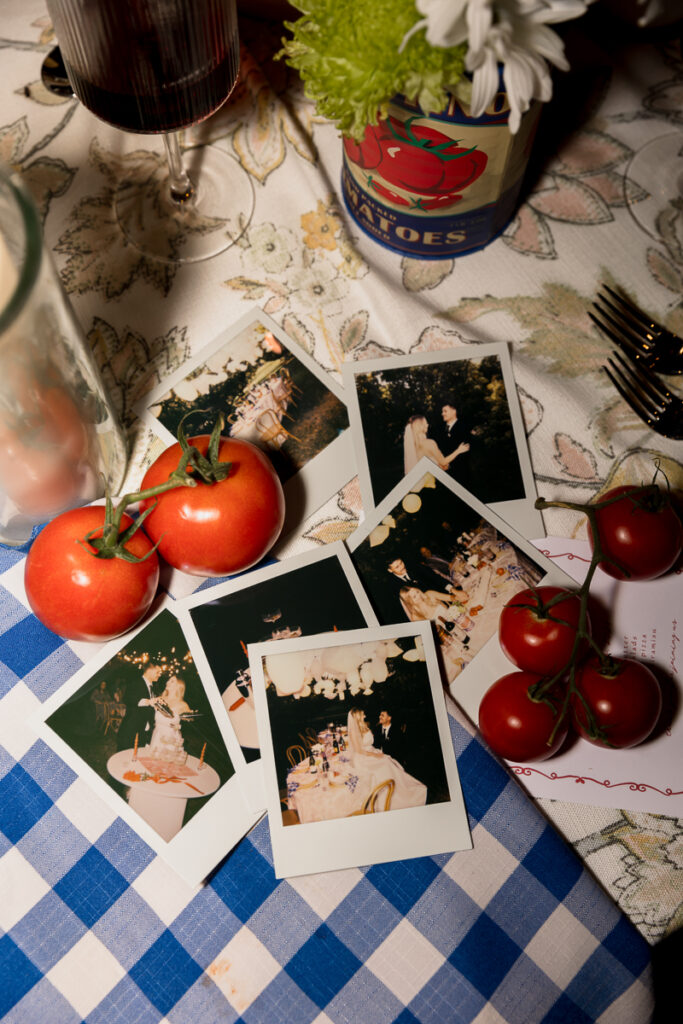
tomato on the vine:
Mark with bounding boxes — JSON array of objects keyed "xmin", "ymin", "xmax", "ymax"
[
  {"xmin": 589, "ymin": 484, "xmax": 683, "ymax": 581},
  {"xmin": 478, "ymin": 670, "xmax": 568, "ymax": 762},
  {"xmin": 139, "ymin": 435, "xmax": 285, "ymax": 577},
  {"xmin": 571, "ymin": 656, "xmax": 662, "ymax": 748},
  {"xmin": 24, "ymin": 506, "xmax": 160, "ymax": 641},
  {"xmin": 498, "ymin": 586, "xmax": 589, "ymax": 675}
]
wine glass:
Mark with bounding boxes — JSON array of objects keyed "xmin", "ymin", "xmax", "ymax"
[
  {"xmin": 45, "ymin": 0, "xmax": 254, "ymax": 263},
  {"xmin": 624, "ymin": 132, "xmax": 683, "ymax": 244}
]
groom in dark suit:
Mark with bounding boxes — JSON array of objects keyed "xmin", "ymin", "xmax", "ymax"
[
  {"xmin": 438, "ymin": 399, "xmax": 473, "ymax": 492},
  {"xmin": 387, "ymin": 556, "xmax": 436, "ymax": 592},
  {"xmin": 117, "ymin": 661, "xmax": 164, "ymax": 752},
  {"xmin": 373, "ymin": 710, "xmax": 407, "ymax": 768}
]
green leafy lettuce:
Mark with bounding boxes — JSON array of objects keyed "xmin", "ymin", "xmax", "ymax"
[{"xmin": 279, "ymin": 0, "xmax": 468, "ymax": 141}]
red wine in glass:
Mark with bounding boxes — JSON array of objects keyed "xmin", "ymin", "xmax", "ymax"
[{"xmin": 46, "ymin": 0, "xmax": 254, "ymax": 262}]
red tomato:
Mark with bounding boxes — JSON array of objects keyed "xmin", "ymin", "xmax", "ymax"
[
  {"xmin": 24, "ymin": 506, "xmax": 160, "ymax": 641},
  {"xmin": 139, "ymin": 435, "xmax": 285, "ymax": 577},
  {"xmin": 589, "ymin": 484, "xmax": 683, "ymax": 581},
  {"xmin": 498, "ymin": 586, "xmax": 589, "ymax": 675},
  {"xmin": 478, "ymin": 670, "xmax": 568, "ymax": 762},
  {"xmin": 571, "ymin": 656, "xmax": 662, "ymax": 748}
]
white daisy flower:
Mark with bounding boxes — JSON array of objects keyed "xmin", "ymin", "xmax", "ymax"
[{"xmin": 405, "ymin": 0, "xmax": 592, "ymax": 133}]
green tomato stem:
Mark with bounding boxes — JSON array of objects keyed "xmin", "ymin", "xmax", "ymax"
[
  {"xmin": 529, "ymin": 493, "xmax": 626, "ymax": 745},
  {"xmin": 89, "ymin": 414, "xmax": 232, "ymax": 561}
]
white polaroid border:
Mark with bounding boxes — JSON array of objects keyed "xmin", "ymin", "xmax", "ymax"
[
  {"xmin": 136, "ymin": 307, "xmax": 356, "ymax": 533},
  {"xmin": 176, "ymin": 542, "xmax": 380, "ymax": 814},
  {"xmin": 30, "ymin": 601, "xmax": 259, "ymax": 888},
  {"xmin": 342, "ymin": 343, "xmax": 543, "ymax": 538},
  {"xmin": 347, "ymin": 457, "xmax": 576, "ymax": 719},
  {"xmin": 250, "ymin": 621, "xmax": 472, "ymax": 879}
]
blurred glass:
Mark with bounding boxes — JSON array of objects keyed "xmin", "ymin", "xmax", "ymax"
[{"xmin": 0, "ymin": 164, "xmax": 127, "ymax": 545}]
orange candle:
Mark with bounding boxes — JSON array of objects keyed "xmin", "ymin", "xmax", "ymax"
[
  {"xmin": 133, "ymin": 733, "xmax": 139, "ymax": 760},
  {"xmin": 199, "ymin": 742, "xmax": 207, "ymax": 768}
]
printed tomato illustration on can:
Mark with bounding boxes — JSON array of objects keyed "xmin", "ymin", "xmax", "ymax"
[
  {"xmin": 343, "ymin": 115, "xmax": 488, "ymax": 206},
  {"xmin": 341, "ymin": 93, "xmax": 541, "ymax": 258}
]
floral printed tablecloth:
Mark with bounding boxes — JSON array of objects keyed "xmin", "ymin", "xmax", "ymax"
[{"xmin": 0, "ymin": 1, "xmax": 681, "ymax": 1016}]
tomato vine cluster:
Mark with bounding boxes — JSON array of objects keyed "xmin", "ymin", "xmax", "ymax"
[
  {"xmin": 478, "ymin": 483, "xmax": 683, "ymax": 763},
  {"xmin": 24, "ymin": 418, "xmax": 285, "ymax": 642}
]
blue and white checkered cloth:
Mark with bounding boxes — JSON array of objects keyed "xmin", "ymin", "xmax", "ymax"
[{"xmin": 0, "ymin": 540, "xmax": 654, "ymax": 1022}]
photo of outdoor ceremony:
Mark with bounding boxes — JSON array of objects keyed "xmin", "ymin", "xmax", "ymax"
[
  {"xmin": 145, "ymin": 316, "xmax": 348, "ymax": 485},
  {"xmin": 345, "ymin": 346, "xmax": 530, "ymax": 511}
]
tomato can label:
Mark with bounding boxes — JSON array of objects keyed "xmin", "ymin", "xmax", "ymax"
[{"xmin": 341, "ymin": 91, "xmax": 541, "ymax": 258}]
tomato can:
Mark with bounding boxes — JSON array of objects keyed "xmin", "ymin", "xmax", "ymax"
[{"xmin": 341, "ymin": 87, "xmax": 541, "ymax": 259}]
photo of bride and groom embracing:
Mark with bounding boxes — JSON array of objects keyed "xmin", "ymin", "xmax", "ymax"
[
  {"xmin": 403, "ymin": 400, "xmax": 474, "ymax": 493},
  {"xmin": 346, "ymin": 347, "xmax": 531, "ymax": 514}
]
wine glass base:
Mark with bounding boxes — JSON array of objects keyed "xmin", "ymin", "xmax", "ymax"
[
  {"xmin": 624, "ymin": 131, "xmax": 683, "ymax": 242},
  {"xmin": 115, "ymin": 145, "xmax": 254, "ymax": 264}
]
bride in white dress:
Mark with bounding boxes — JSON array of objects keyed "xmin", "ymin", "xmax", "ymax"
[
  {"xmin": 147, "ymin": 676, "xmax": 192, "ymax": 765},
  {"xmin": 346, "ymin": 708, "xmax": 427, "ymax": 812},
  {"xmin": 403, "ymin": 415, "xmax": 450, "ymax": 474}
]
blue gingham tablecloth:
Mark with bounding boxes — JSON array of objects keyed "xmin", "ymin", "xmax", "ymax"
[{"xmin": 0, "ymin": 543, "xmax": 654, "ymax": 1023}]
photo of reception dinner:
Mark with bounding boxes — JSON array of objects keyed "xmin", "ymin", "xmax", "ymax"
[
  {"xmin": 181, "ymin": 544, "xmax": 377, "ymax": 763},
  {"xmin": 349, "ymin": 463, "xmax": 548, "ymax": 684},
  {"xmin": 260, "ymin": 632, "xmax": 451, "ymax": 828},
  {"xmin": 249, "ymin": 622, "xmax": 471, "ymax": 877}
]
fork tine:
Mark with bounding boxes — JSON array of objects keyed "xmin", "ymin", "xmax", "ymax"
[
  {"xmin": 606, "ymin": 356, "xmax": 659, "ymax": 411},
  {"xmin": 610, "ymin": 351, "xmax": 667, "ymax": 408},
  {"xmin": 590, "ymin": 307, "xmax": 650, "ymax": 358},
  {"xmin": 614, "ymin": 347, "xmax": 678, "ymax": 402},
  {"xmin": 602, "ymin": 285, "xmax": 661, "ymax": 336},
  {"xmin": 595, "ymin": 295, "xmax": 654, "ymax": 353},
  {"xmin": 603, "ymin": 366, "xmax": 656, "ymax": 428},
  {"xmin": 589, "ymin": 310, "xmax": 650, "ymax": 361}
]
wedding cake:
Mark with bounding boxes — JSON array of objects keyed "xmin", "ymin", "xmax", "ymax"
[{"xmin": 145, "ymin": 711, "xmax": 187, "ymax": 766}]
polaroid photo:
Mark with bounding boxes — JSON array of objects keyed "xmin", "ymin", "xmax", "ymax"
[
  {"xmin": 176, "ymin": 542, "xmax": 379, "ymax": 810},
  {"xmin": 347, "ymin": 458, "xmax": 575, "ymax": 705},
  {"xmin": 31, "ymin": 604, "xmax": 258, "ymax": 887},
  {"xmin": 342, "ymin": 344, "xmax": 543, "ymax": 539},
  {"xmin": 249, "ymin": 621, "xmax": 472, "ymax": 878},
  {"xmin": 136, "ymin": 308, "xmax": 356, "ymax": 535}
]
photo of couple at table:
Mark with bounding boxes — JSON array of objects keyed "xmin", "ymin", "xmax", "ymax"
[
  {"xmin": 138, "ymin": 311, "xmax": 349, "ymax": 489},
  {"xmin": 349, "ymin": 464, "xmax": 547, "ymax": 684},
  {"xmin": 43, "ymin": 609, "xmax": 236, "ymax": 838},
  {"xmin": 344, "ymin": 344, "xmax": 534, "ymax": 530},
  {"xmin": 260, "ymin": 633, "xmax": 451, "ymax": 829},
  {"xmin": 179, "ymin": 543, "xmax": 378, "ymax": 764}
]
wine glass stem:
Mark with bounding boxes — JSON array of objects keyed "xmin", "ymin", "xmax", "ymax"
[{"xmin": 163, "ymin": 132, "xmax": 195, "ymax": 205}]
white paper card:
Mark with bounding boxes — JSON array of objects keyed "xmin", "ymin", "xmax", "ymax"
[{"xmin": 455, "ymin": 537, "xmax": 683, "ymax": 815}]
